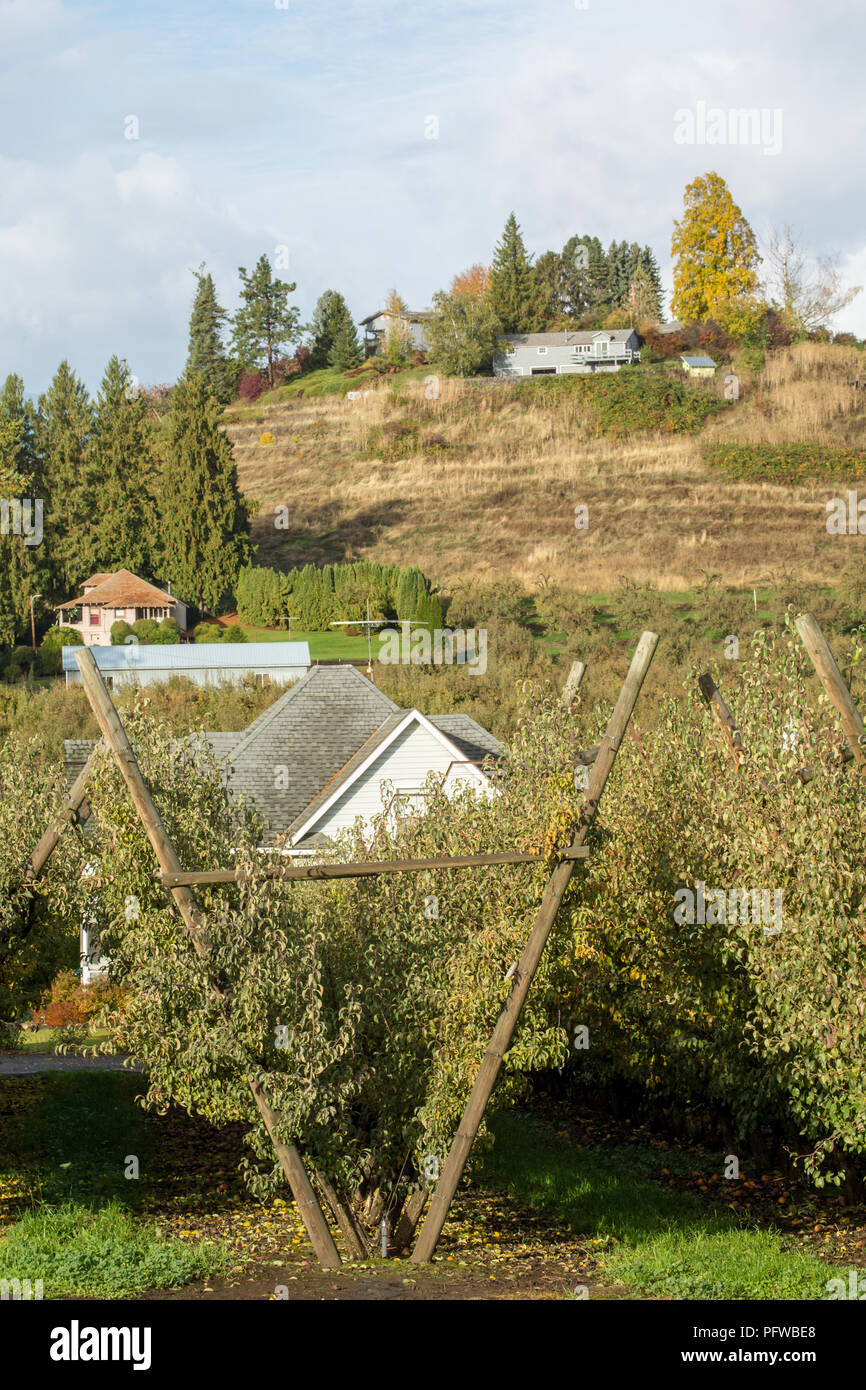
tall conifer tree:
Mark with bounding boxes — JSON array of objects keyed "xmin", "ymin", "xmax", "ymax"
[
  {"xmin": 156, "ymin": 373, "xmax": 252, "ymax": 612},
  {"xmin": 487, "ymin": 213, "xmax": 539, "ymax": 333},
  {"xmin": 186, "ymin": 264, "xmax": 232, "ymax": 401},
  {"xmin": 90, "ymin": 356, "xmax": 155, "ymax": 577},
  {"xmin": 36, "ymin": 361, "xmax": 94, "ymax": 595}
]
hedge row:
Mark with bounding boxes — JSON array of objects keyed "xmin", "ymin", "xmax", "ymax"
[
  {"xmin": 705, "ymin": 443, "xmax": 866, "ymax": 483},
  {"xmin": 236, "ymin": 560, "xmax": 444, "ymax": 632},
  {"xmin": 510, "ymin": 370, "xmax": 723, "ymax": 438}
]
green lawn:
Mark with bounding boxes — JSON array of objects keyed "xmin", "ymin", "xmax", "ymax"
[
  {"xmin": 5, "ymin": 1026, "xmax": 110, "ymax": 1053},
  {"xmin": 477, "ymin": 1112, "xmax": 838, "ymax": 1300},
  {"xmin": 238, "ymin": 625, "xmax": 394, "ymax": 661},
  {"xmin": 0, "ymin": 1073, "xmax": 229, "ymax": 1298}
]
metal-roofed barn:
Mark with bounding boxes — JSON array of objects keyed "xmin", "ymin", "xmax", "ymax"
[{"xmin": 62, "ymin": 641, "xmax": 311, "ymax": 690}]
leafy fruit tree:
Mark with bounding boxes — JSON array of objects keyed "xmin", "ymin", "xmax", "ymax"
[
  {"xmin": 185, "ymin": 264, "xmax": 233, "ymax": 402},
  {"xmin": 156, "ymin": 373, "xmax": 253, "ymax": 612},
  {"xmin": 487, "ymin": 213, "xmax": 540, "ymax": 333},
  {"xmin": 426, "ymin": 287, "xmax": 503, "ymax": 376},
  {"xmin": 671, "ymin": 172, "xmax": 761, "ymax": 331},
  {"xmin": 231, "ymin": 255, "xmax": 301, "ymax": 389}
]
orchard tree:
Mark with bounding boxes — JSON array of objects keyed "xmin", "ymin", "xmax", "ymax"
[
  {"xmin": 671, "ymin": 172, "xmax": 761, "ymax": 330},
  {"xmin": 157, "ymin": 372, "xmax": 252, "ymax": 612},
  {"xmin": 231, "ymin": 255, "xmax": 300, "ymax": 388},
  {"xmin": 186, "ymin": 264, "xmax": 232, "ymax": 401}
]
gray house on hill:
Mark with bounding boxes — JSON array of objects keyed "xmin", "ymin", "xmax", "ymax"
[
  {"xmin": 494, "ymin": 329, "xmax": 641, "ymax": 377},
  {"xmin": 358, "ymin": 308, "xmax": 433, "ymax": 356}
]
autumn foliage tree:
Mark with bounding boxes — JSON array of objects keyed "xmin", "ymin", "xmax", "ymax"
[
  {"xmin": 450, "ymin": 264, "xmax": 490, "ymax": 298},
  {"xmin": 671, "ymin": 172, "xmax": 761, "ymax": 333}
]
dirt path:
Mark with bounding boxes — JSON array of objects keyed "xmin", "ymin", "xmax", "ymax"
[{"xmin": 0, "ymin": 1052, "xmax": 141, "ymax": 1075}]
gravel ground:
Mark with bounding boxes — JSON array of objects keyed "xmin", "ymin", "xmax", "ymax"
[{"xmin": 0, "ymin": 1052, "xmax": 142, "ymax": 1075}]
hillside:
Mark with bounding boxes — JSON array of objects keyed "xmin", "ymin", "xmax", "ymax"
[{"xmin": 223, "ymin": 344, "xmax": 866, "ymax": 598}]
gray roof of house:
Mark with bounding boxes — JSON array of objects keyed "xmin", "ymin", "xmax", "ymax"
[
  {"xmin": 213, "ymin": 665, "xmax": 399, "ymax": 840},
  {"xmin": 282, "ymin": 709, "xmax": 502, "ymax": 843},
  {"xmin": 681, "ymin": 355, "xmax": 717, "ymax": 367},
  {"xmin": 498, "ymin": 330, "xmax": 636, "ymax": 348},
  {"xmin": 63, "ymin": 666, "xmax": 503, "ymax": 848}
]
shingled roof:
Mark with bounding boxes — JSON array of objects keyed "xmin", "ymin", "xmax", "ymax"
[
  {"xmin": 65, "ymin": 665, "xmax": 503, "ymax": 848},
  {"xmin": 56, "ymin": 569, "xmax": 179, "ymax": 611},
  {"xmin": 206, "ymin": 665, "xmax": 400, "ymax": 840}
]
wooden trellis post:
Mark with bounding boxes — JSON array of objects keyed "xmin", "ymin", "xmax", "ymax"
[
  {"xmin": 796, "ymin": 612, "xmax": 866, "ymax": 768},
  {"xmin": 698, "ymin": 673, "xmax": 748, "ymax": 767},
  {"xmin": 561, "ymin": 660, "xmax": 586, "ymax": 711},
  {"xmin": 411, "ymin": 630, "xmax": 659, "ymax": 1264},
  {"xmin": 23, "ymin": 744, "xmax": 100, "ymax": 881},
  {"xmin": 73, "ymin": 648, "xmax": 342, "ymax": 1271}
]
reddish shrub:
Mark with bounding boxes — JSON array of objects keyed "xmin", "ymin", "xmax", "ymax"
[
  {"xmin": 30, "ymin": 971, "xmax": 127, "ymax": 1029},
  {"xmin": 238, "ymin": 370, "xmax": 268, "ymax": 402}
]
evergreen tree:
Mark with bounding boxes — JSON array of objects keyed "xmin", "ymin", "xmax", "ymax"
[
  {"xmin": 0, "ymin": 375, "xmax": 43, "ymax": 638},
  {"xmin": 231, "ymin": 254, "xmax": 300, "ymax": 388},
  {"xmin": 186, "ymin": 264, "xmax": 232, "ymax": 401},
  {"xmin": 157, "ymin": 373, "xmax": 252, "ymax": 612},
  {"xmin": 36, "ymin": 361, "xmax": 95, "ymax": 596},
  {"xmin": 308, "ymin": 290, "xmax": 361, "ymax": 370},
  {"xmin": 89, "ymin": 357, "xmax": 156, "ymax": 577},
  {"xmin": 487, "ymin": 213, "xmax": 539, "ymax": 333},
  {"xmin": 326, "ymin": 296, "xmax": 363, "ymax": 370},
  {"xmin": 562, "ymin": 234, "xmax": 608, "ymax": 318}
]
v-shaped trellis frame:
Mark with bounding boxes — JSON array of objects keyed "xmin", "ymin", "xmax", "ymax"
[
  {"xmin": 699, "ymin": 612, "xmax": 866, "ymax": 782},
  {"xmin": 23, "ymin": 634, "xmax": 657, "ymax": 1268}
]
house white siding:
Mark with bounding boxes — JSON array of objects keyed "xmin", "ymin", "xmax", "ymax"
[
  {"xmin": 494, "ymin": 331, "xmax": 641, "ymax": 378},
  {"xmin": 309, "ymin": 722, "xmax": 491, "ymax": 840}
]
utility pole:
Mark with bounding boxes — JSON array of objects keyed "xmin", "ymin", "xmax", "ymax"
[
  {"xmin": 329, "ymin": 598, "xmax": 389, "ymax": 680},
  {"xmin": 30, "ymin": 592, "xmax": 41, "ymax": 652}
]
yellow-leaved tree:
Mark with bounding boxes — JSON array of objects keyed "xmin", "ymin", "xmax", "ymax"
[{"xmin": 671, "ymin": 172, "xmax": 761, "ymax": 333}]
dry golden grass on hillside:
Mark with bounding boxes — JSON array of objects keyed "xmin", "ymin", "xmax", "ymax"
[{"xmin": 224, "ymin": 344, "xmax": 866, "ymax": 595}]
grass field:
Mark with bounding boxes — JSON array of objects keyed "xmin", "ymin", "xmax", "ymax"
[
  {"xmin": 0, "ymin": 1072, "xmax": 856, "ymax": 1300},
  {"xmin": 223, "ymin": 343, "xmax": 866, "ymax": 597}
]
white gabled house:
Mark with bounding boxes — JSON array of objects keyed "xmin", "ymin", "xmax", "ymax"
[
  {"xmin": 67, "ymin": 665, "xmax": 502, "ymax": 979},
  {"xmin": 494, "ymin": 329, "xmax": 641, "ymax": 377}
]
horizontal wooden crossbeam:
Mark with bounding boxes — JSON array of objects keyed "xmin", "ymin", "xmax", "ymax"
[{"xmin": 157, "ymin": 846, "xmax": 589, "ymax": 888}]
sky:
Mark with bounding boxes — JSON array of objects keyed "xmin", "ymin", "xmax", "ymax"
[{"xmin": 1, "ymin": 0, "xmax": 864, "ymax": 396}]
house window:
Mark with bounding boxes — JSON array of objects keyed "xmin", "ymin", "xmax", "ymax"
[
  {"xmin": 257, "ymin": 673, "xmax": 271, "ymax": 688},
  {"xmin": 531, "ymin": 367, "xmax": 556, "ymax": 375},
  {"xmin": 598, "ymin": 341, "xmax": 609, "ymax": 357},
  {"xmin": 89, "ymin": 610, "xmax": 100, "ymax": 626},
  {"xmin": 537, "ymin": 347, "xmax": 547, "ymax": 355}
]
